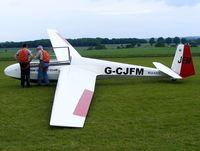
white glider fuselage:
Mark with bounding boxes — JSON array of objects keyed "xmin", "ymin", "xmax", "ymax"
[
  {"xmin": 74, "ymin": 57, "xmax": 165, "ymax": 78},
  {"xmin": 4, "ymin": 57, "xmax": 166, "ymax": 81}
]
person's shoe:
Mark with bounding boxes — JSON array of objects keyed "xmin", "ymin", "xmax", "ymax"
[
  {"xmin": 27, "ymin": 85, "xmax": 31, "ymax": 88},
  {"xmin": 38, "ymin": 84, "xmax": 41, "ymax": 87},
  {"xmin": 46, "ymin": 84, "xmax": 50, "ymax": 87},
  {"xmin": 21, "ymin": 85, "xmax": 25, "ymax": 88}
]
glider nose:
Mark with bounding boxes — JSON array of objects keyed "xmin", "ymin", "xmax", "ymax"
[
  {"xmin": 4, "ymin": 66, "xmax": 11, "ymax": 76},
  {"xmin": 4, "ymin": 63, "xmax": 20, "ymax": 78}
]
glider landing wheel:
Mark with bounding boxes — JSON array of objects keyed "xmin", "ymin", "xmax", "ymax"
[{"xmin": 171, "ymin": 79, "xmax": 177, "ymax": 82}]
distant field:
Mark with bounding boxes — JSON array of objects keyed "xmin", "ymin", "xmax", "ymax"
[
  {"xmin": 0, "ymin": 56, "xmax": 200, "ymax": 151},
  {"xmin": 79, "ymin": 47, "xmax": 200, "ymax": 58},
  {"xmin": 1, "ymin": 46, "xmax": 200, "ymax": 61}
]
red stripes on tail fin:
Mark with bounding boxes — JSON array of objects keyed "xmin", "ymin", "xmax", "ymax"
[{"xmin": 180, "ymin": 45, "xmax": 195, "ymax": 78}]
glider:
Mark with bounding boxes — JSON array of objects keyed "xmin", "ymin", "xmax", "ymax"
[{"xmin": 4, "ymin": 30, "xmax": 195, "ymax": 127}]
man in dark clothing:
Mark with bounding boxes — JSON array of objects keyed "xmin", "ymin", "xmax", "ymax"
[{"xmin": 15, "ymin": 44, "xmax": 33, "ymax": 88}]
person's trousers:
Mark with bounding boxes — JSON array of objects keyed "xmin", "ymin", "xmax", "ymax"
[
  {"xmin": 20, "ymin": 63, "xmax": 30, "ymax": 87},
  {"xmin": 38, "ymin": 62, "xmax": 49, "ymax": 84}
]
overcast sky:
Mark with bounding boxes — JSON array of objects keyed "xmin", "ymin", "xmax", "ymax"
[{"xmin": 0, "ymin": 0, "xmax": 200, "ymax": 42}]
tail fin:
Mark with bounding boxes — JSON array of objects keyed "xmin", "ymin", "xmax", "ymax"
[
  {"xmin": 47, "ymin": 29, "xmax": 81, "ymax": 61},
  {"xmin": 171, "ymin": 44, "xmax": 195, "ymax": 78}
]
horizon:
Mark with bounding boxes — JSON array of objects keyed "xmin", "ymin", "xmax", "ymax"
[{"xmin": 1, "ymin": 36, "xmax": 200, "ymax": 43}]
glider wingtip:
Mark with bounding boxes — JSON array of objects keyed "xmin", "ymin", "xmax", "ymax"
[
  {"xmin": 153, "ymin": 61, "xmax": 159, "ymax": 64},
  {"xmin": 47, "ymin": 29, "xmax": 58, "ymax": 34},
  {"xmin": 50, "ymin": 120, "xmax": 84, "ymax": 128},
  {"xmin": 50, "ymin": 123, "xmax": 84, "ymax": 128}
]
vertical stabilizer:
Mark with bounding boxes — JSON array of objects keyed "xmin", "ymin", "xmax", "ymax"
[{"xmin": 171, "ymin": 44, "xmax": 195, "ymax": 78}]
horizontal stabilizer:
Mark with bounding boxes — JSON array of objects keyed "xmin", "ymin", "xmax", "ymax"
[{"xmin": 153, "ymin": 62, "xmax": 182, "ymax": 79}]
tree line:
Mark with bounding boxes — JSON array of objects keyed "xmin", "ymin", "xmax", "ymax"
[
  {"xmin": 149, "ymin": 37, "xmax": 199, "ymax": 47},
  {"xmin": 0, "ymin": 37, "xmax": 199, "ymax": 48}
]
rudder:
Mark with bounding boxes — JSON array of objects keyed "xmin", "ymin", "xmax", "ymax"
[{"xmin": 171, "ymin": 44, "xmax": 195, "ymax": 78}]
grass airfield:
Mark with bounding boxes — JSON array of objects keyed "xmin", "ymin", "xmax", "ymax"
[{"xmin": 0, "ymin": 56, "xmax": 200, "ymax": 151}]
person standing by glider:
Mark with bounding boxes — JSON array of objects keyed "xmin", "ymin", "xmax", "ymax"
[
  {"xmin": 15, "ymin": 44, "xmax": 33, "ymax": 88},
  {"xmin": 34, "ymin": 45, "xmax": 50, "ymax": 86}
]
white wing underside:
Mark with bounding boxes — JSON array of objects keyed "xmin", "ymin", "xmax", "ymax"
[{"xmin": 50, "ymin": 67, "xmax": 97, "ymax": 127}]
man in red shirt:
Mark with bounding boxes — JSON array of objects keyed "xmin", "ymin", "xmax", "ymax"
[
  {"xmin": 15, "ymin": 44, "xmax": 33, "ymax": 88},
  {"xmin": 34, "ymin": 45, "xmax": 50, "ymax": 86}
]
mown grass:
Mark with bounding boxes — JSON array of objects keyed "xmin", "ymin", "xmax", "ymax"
[{"xmin": 0, "ymin": 56, "xmax": 200, "ymax": 151}]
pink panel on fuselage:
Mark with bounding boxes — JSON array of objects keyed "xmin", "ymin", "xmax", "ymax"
[{"xmin": 73, "ymin": 89, "xmax": 93, "ymax": 117}]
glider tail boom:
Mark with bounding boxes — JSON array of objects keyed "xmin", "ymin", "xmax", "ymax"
[{"xmin": 171, "ymin": 44, "xmax": 195, "ymax": 78}]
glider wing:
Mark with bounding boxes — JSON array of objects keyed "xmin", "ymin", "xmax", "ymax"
[
  {"xmin": 47, "ymin": 29, "xmax": 81, "ymax": 61},
  {"xmin": 50, "ymin": 66, "xmax": 97, "ymax": 127}
]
